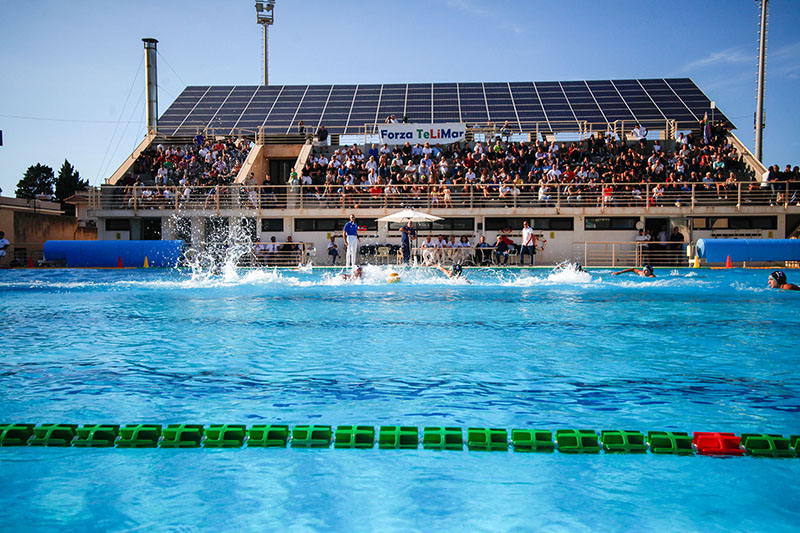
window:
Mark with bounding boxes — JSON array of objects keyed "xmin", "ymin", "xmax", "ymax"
[
  {"xmin": 105, "ymin": 219, "xmax": 130, "ymax": 231},
  {"xmin": 692, "ymin": 216, "xmax": 777, "ymax": 230},
  {"xmin": 295, "ymin": 218, "xmax": 378, "ymax": 232},
  {"xmin": 388, "ymin": 218, "xmax": 475, "ymax": 232},
  {"xmin": 585, "ymin": 217, "xmax": 639, "ymax": 230},
  {"xmin": 485, "ymin": 217, "xmax": 574, "ymax": 231},
  {"xmin": 261, "ymin": 218, "xmax": 284, "ymax": 232}
]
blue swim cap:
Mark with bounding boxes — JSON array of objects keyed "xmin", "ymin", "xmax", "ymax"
[
  {"xmin": 453, "ymin": 264, "xmax": 463, "ymax": 276},
  {"xmin": 643, "ymin": 264, "xmax": 653, "ymax": 274}
]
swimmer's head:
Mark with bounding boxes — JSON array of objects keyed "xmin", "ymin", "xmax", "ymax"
[
  {"xmin": 453, "ymin": 264, "xmax": 463, "ymax": 277},
  {"xmin": 643, "ymin": 264, "xmax": 653, "ymax": 275},
  {"xmin": 769, "ymin": 270, "xmax": 787, "ymax": 287},
  {"xmin": 575, "ymin": 262, "xmax": 583, "ymax": 272}
]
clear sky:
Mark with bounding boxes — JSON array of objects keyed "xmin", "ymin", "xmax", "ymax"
[{"xmin": 1, "ymin": 0, "xmax": 798, "ymax": 195}]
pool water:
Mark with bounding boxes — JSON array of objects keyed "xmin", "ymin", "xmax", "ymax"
[{"xmin": 1, "ymin": 266, "xmax": 799, "ymax": 530}]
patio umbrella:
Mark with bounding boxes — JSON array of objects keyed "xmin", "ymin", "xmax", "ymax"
[
  {"xmin": 377, "ymin": 209, "xmax": 444, "ymax": 265},
  {"xmin": 377, "ymin": 208, "xmax": 444, "ymax": 223}
]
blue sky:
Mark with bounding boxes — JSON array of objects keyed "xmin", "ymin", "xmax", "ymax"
[{"xmin": 1, "ymin": 0, "xmax": 798, "ymax": 196}]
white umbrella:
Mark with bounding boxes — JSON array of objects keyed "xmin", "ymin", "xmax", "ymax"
[
  {"xmin": 377, "ymin": 209, "xmax": 443, "ymax": 265},
  {"xmin": 377, "ymin": 208, "xmax": 443, "ymax": 223}
]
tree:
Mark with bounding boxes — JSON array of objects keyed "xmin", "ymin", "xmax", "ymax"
[
  {"xmin": 55, "ymin": 159, "xmax": 88, "ymax": 201},
  {"xmin": 15, "ymin": 163, "xmax": 55, "ymax": 200}
]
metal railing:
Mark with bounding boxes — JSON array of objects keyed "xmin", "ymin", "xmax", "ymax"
[
  {"xmin": 2, "ymin": 243, "xmax": 47, "ymax": 267},
  {"xmin": 90, "ymin": 181, "xmax": 799, "ymax": 214},
  {"xmin": 575, "ymin": 241, "xmax": 689, "ymax": 268}
]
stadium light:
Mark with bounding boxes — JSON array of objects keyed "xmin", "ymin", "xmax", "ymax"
[
  {"xmin": 755, "ymin": 0, "xmax": 768, "ymax": 162},
  {"xmin": 255, "ymin": 1, "xmax": 275, "ymax": 85}
]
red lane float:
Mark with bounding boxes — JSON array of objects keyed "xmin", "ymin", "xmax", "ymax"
[{"xmin": 693, "ymin": 432, "xmax": 744, "ymax": 456}]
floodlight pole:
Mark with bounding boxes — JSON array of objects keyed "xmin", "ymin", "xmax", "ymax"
[
  {"xmin": 255, "ymin": 1, "xmax": 275, "ymax": 86},
  {"xmin": 755, "ymin": 0, "xmax": 768, "ymax": 162},
  {"xmin": 142, "ymin": 38, "xmax": 159, "ymax": 135}
]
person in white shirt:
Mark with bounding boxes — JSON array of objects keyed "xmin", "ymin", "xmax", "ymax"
[
  {"xmin": 420, "ymin": 235, "xmax": 436, "ymax": 265},
  {"xmin": 520, "ymin": 220, "xmax": 536, "ymax": 265},
  {"xmin": 0, "ymin": 231, "xmax": 9, "ymax": 266},
  {"xmin": 631, "ymin": 124, "xmax": 648, "ymax": 141}
]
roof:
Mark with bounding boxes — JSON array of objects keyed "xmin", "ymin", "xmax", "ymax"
[{"xmin": 157, "ymin": 78, "xmax": 730, "ymax": 137}]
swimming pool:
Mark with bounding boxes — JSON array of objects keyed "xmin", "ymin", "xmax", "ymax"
[{"xmin": 1, "ymin": 266, "xmax": 799, "ymax": 530}]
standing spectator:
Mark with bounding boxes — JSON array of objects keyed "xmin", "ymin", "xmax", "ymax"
[
  {"xmin": 400, "ymin": 220, "xmax": 416, "ymax": 265},
  {"xmin": 520, "ymin": 220, "xmax": 536, "ymax": 265},
  {"xmin": 317, "ymin": 125, "xmax": 328, "ymax": 147},
  {"xmin": 343, "ymin": 214, "xmax": 359, "ymax": 267},
  {"xmin": 0, "ymin": 231, "xmax": 9, "ymax": 267}
]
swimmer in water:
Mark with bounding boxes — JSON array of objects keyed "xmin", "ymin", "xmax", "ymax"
[
  {"xmin": 436, "ymin": 263, "xmax": 471, "ymax": 283},
  {"xmin": 768, "ymin": 270, "xmax": 799, "ymax": 291},
  {"xmin": 341, "ymin": 265, "xmax": 363, "ymax": 280},
  {"xmin": 612, "ymin": 264, "xmax": 655, "ymax": 277}
]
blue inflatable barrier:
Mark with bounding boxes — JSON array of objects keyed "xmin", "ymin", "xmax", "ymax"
[
  {"xmin": 696, "ymin": 239, "xmax": 800, "ymax": 263},
  {"xmin": 43, "ymin": 240, "xmax": 184, "ymax": 268}
]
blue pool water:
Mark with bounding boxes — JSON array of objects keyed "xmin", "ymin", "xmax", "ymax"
[{"xmin": 1, "ymin": 266, "xmax": 799, "ymax": 530}]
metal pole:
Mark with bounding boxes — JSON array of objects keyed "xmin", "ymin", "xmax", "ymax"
[
  {"xmin": 263, "ymin": 24, "xmax": 269, "ymax": 86},
  {"xmin": 755, "ymin": 0, "xmax": 768, "ymax": 162},
  {"xmin": 142, "ymin": 38, "xmax": 158, "ymax": 135}
]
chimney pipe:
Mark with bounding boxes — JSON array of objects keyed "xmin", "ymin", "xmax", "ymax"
[{"xmin": 142, "ymin": 38, "xmax": 159, "ymax": 135}]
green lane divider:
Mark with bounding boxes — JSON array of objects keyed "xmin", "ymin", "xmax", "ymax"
[
  {"xmin": 74, "ymin": 424, "xmax": 119, "ymax": 447},
  {"xmin": 291, "ymin": 425, "xmax": 332, "ymax": 448},
  {"xmin": 646, "ymin": 431, "xmax": 694, "ymax": 454},
  {"xmin": 555, "ymin": 429, "xmax": 601, "ymax": 454},
  {"xmin": 334, "ymin": 426, "xmax": 375, "ymax": 449},
  {"xmin": 1, "ymin": 423, "xmax": 799, "ymax": 458},
  {"xmin": 600, "ymin": 430, "xmax": 648, "ymax": 453},
  {"xmin": 248, "ymin": 424, "xmax": 289, "ymax": 447},
  {"xmin": 511, "ymin": 429, "xmax": 554, "ymax": 452},
  {"xmin": 161, "ymin": 424, "xmax": 204, "ymax": 448},
  {"xmin": 28, "ymin": 424, "xmax": 78, "ymax": 447},
  {"xmin": 467, "ymin": 428, "xmax": 508, "ymax": 452},
  {"xmin": 378, "ymin": 426, "xmax": 418, "ymax": 449},
  {"xmin": 0, "ymin": 424, "xmax": 36, "ymax": 446},
  {"xmin": 204, "ymin": 424, "xmax": 247, "ymax": 448},
  {"xmin": 423, "ymin": 427, "xmax": 463, "ymax": 450},
  {"xmin": 117, "ymin": 424, "xmax": 161, "ymax": 448},
  {"xmin": 740, "ymin": 434, "xmax": 795, "ymax": 458}
]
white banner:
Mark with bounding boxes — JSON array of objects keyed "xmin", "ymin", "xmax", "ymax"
[{"xmin": 378, "ymin": 122, "xmax": 466, "ymax": 145}]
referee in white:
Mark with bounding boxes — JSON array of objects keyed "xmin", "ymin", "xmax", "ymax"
[{"xmin": 343, "ymin": 214, "xmax": 359, "ymax": 267}]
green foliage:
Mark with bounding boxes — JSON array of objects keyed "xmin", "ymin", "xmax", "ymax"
[
  {"xmin": 55, "ymin": 159, "xmax": 88, "ymax": 202},
  {"xmin": 15, "ymin": 163, "xmax": 55, "ymax": 200}
]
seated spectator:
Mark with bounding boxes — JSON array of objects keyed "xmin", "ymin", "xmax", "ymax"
[{"xmin": 495, "ymin": 235, "xmax": 509, "ymax": 265}]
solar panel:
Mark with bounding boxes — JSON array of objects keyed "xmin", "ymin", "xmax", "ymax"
[{"xmin": 159, "ymin": 79, "xmax": 732, "ymax": 137}]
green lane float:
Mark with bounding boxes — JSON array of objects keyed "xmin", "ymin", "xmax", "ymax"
[
  {"xmin": 204, "ymin": 424, "xmax": 247, "ymax": 448},
  {"xmin": 117, "ymin": 424, "xmax": 162, "ymax": 448},
  {"xmin": 334, "ymin": 426, "xmax": 375, "ymax": 449},
  {"xmin": 423, "ymin": 427, "xmax": 463, "ymax": 450},
  {"xmin": 1, "ymin": 423, "xmax": 798, "ymax": 458},
  {"xmin": 600, "ymin": 430, "xmax": 648, "ymax": 454},
  {"xmin": 467, "ymin": 428, "xmax": 508, "ymax": 452},
  {"xmin": 511, "ymin": 429, "xmax": 554, "ymax": 452},
  {"xmin": 291, "ymin": 425, "xmax": 332, "ymax": 448},
  {"xmin": 555, "ymin": 429, "xmax": 601, "ymax": 454},
  {"xmin": 74, "ymin": 424, "xmax": 119, "ymax": 447},
  {"xmin": 248, "ymin": 424, "xmax": 289, "ymax": 447},
  {"xmin": 28, "ymin": 424, "xmax": 78, "ymax": 447},
  {"xmin": 378, "ymin": 426, "xmax": 418, "ymax": 449},
  {"xmin": 646, "ymin": 431, "xmax": 694, "ymax": 454}
]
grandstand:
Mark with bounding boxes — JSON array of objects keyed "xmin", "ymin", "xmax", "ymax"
[{"xmin": 89, "ymin": 76, "xmax": 799, "ymax": 267}]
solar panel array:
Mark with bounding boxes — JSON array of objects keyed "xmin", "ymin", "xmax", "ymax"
[{"xmin": 157, "ymin": 78, "xmax": 729, "ymax": 137}]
